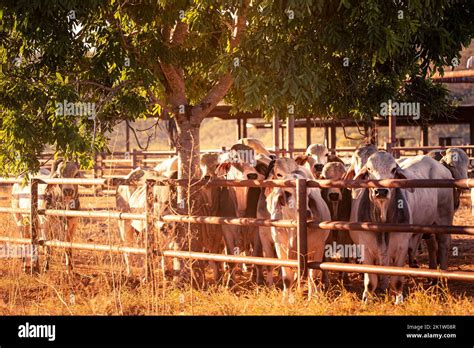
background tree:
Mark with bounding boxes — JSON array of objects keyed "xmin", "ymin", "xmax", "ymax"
[{"xmin": 0, "ymin": 0, "xmax": 472, "ymax": 177}]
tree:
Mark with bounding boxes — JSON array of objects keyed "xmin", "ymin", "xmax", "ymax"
[{"xmin": 0, "ymin": 0, "xmax": 473, "ymax": 177}]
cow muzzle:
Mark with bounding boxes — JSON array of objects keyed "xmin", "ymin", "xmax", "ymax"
[
  {"xmin": 314, "ymin": 164, "xmax": 324, "ymax": 173},
  {"xmin": 63, "ymin": 188, "xmax": 75, "ymax": 197},
  {"xmin": 373, "ymin": 188, "xmax": 389, "ymax": 199}
]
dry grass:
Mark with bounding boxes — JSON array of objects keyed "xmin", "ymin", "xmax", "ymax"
[
  {"xmin": 0, "ymin": 186, "xmax": 473, "ymax": 316},
  {"xmin": 0, "ymin": 268, "xmax": 472, "ymax": 315}
]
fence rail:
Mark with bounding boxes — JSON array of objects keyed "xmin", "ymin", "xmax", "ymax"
[
  {"xmin": 39, "ymin": 144, "xmax": 474, "ymax": 176},
  {"xmin": 0, "ymin": 176, "xmax": 473, "ymax": 286}
]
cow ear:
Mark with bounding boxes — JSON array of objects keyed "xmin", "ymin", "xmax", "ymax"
[
  {"xmin": 277, "ymin": 191, "xmax": 286, "ymax": 207},
  {"xmin": 295, "ymin": 155, "xmax": 309, "ymax": 165},
  {"xmin": 353, "ymin": 167, "xmax": 368, "ymax": 181},
  {"xmin": 343, "ymin": 164, "xmax": 355, "ymax": 180},
  {"xmin": 395, "ymin": 166, "xmax": 414, "ymax": 192},
  {"xmin": 394, "ymin": 166, "xmax": 407, "ymax": 180},
  {"xmin": 264, "ymin": 186, "xmax": 273, "ymax": 197},
  {"xmin": 125, "ymin": 168, "xmax": 145, "ymax": 183},
  {"xmin": 215, "ymin": 162, "xmax": 231, "ymax": 177},
  {"xmin": 255, "ymin": 163, "xmax": 267, "ymax": 176}
]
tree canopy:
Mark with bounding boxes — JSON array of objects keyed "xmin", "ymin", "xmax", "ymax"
[{"xmin": 0, "ymin": 0, "xmax": 472, "ymax": 176}]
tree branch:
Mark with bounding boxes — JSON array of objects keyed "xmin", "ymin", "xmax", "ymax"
[
  {"xmin": 171, "ymin": 21, "xmax": 188, "ymax": 46},
  {"xmin": 192, "ymin": 0, "xmax": 250, "ymax": 122}
]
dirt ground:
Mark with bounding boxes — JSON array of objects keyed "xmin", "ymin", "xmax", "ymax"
[{"xmin": 0, "ymin": 185, "xmax": 472, "ymax": 315}]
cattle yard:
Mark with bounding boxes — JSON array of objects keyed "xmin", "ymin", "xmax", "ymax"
[{"xmin": 0, "ymin": 154, "xmax": 473, "ymax": 315}]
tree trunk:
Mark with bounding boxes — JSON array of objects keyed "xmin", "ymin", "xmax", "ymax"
[
  {"xmin": 175, "ymin": 117, "xmax": 201, "ymax": 180},
  {"xmin": 175, "ymin": 115, "xmax": 202, "ymax": 215}
]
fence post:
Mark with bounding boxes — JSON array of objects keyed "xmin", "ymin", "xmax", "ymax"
[
  {"xmin": 296, "ymin": 178, "xmax": 308, "ymax": 289},
  {"xmin": 132, "ymin": 149, "xmax": 137, "ymax": 168},
  {"xmin": 29, "ymin": 179, "xmax": 40, "ymax": 274},
  {"xmin": 93, "ymin": 152, "xmax": 99, "ymax": 178},
  {"xmin": 97, "ymin": 152, "xmax": 105, "ymax": 178},
  {"xmin": 145, "ymin": 179, "xmax": 156, "ymax": 286}
]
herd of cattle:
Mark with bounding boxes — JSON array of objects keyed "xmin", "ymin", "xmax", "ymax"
[{"xmin": 8, "ymin": 138, "xmax": 471, "ymax": 303}]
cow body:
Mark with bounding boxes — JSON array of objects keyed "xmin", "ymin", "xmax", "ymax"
[
  {"xmin": 320, "ymin": 162, "xmax": 354, "ymax": 282},
  {"xmin": 407, "ymin": 149, "xmax": 468, "ymax": 271},
  {"xmin": 216, "ymin": 146, "xmax": 274, "ymax": 284},
  {"xmin": 116, "ymin": 164, "xmax": 224, "ymax": 286},
  {"xmin": 12, "ymin": 161, "xmax": 81, "ymax": 272},
  {"xmin": 265, "ymin": 160, "xmax": 331, "ymax": 297},
  {"xmin": 350, "ymin": 151, "xmax": 413, "ymax": 304}
]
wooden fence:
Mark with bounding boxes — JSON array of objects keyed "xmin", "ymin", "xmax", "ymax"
[
  {"xmin": 39, "ymin": 144, "xmax": 474, "ymax": 177},
  {"xmin": 0, "ymin": 177, "xmax": 474, "ymax": 285}
]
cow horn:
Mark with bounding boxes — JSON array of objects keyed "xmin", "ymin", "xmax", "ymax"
[{"xmin": 50, "ymin": 159, "xmax": 64, "ymax": 177}]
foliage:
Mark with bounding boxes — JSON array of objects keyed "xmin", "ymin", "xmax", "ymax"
[{"xmin": 0, "ymin": 0, "xmax": 472, "ymax": 174}]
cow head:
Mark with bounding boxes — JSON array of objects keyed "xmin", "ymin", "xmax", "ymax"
[
  {"xmin": 215, "ymin": 144, "xmax": 270, "ymax": 217},
  {"xmin": 200, "ymin": 153, "xmax": 220, "ymax": 179},
  {"xmin": 49, "ymin": 159, "xmax": 82, "ymax": 209},
  {"xmin": 344, "ymin": 143, "xmax": 377, "ymax": 180},
  {"xmin": 441, "ymin": 148, "xmax": 470, "ymax": 180},
  {"xmin": 271, "ymin": 158, "xmax": 301, "ymax": 179},
  {"xmin": 355, "ymin": 151, "xmax": 408, "ymax": 223},
  {"xmin": 427, "ymin": 150, "xmax": 445, "ymax": 162},
  {"xmin": 215, "ymin": 144, "xmax": 264, "ymax": 180},
  {"xmin": 300, "ymin": 144, "xmax": 329, "ymax": 178},
  {"xmin": 266, "ymin": 170, "xmax": 325, "ymax": 222},
  {"xmin": 320, "ymin": 162, "xmax": 346, "ymax": 216}
]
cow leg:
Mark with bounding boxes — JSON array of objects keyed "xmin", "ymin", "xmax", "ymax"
[
  {"xmin": 362, "ymin": 253, "xmax": 377, "ymax": 303},
  {"xmin": 437, "ymin": 233, "xmax": 451, "ymax": 271},
  {"xmin": 272, "ymin": 229, "xmax": 293, "ymax": 299},
  {"xmin": 41, "ymin": 223, "xmax": 51, "ymax": 272},
  {"xmin": 390, "ymin": 237, "xmax": 409, "ymax": 304},
  {"xmin": 307, "ymin": 229, "xmax": 329, "ymax": 297},
  {"xmin": 64, "ymin": 217, "xmax": 77, "ymax": 273},
  {"xmin": 20, "ymin": 223, "xmax": 29, "ymax": 272},
  {"xmin": 171, "ymin": 241, "xmax": 183, "ymax": 284},
  {"xmin": 259, "ymin": 227, "xmax": 275, "ymax": 287},
  {"xmin": 221, "ymin": 225, "xmax": 239, "ymax": 287},
  {"xmin": 118, "ymin": 219, "xmax": 136, "ymax": 275},
  {"xmin": 425, "ymin": 234, "xmax": 439, "ymax": 270},
  {"xmin": 251, "ymin": 227, "xmax": 265, "ymax": 286},
  {"xmin": 42, "ymin": 218, "xmax": 53, "ymax": 273},
  {"xmin": 426, "ymin": 233, "xmax": 452, "ymax": 287},
  {"xmin": 408, "ymin": 234, "xmax": 422, "ymax": 268},
  {"xmin": 209, "ymin": 242, "xmax": 223, "ymax": 284}
]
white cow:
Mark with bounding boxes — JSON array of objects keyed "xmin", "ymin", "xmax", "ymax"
[
  {"xmin": 352, "ymin": 151, "xmax": 456, "ymax": 303},
  {"xmin": 12, "ymin": 160, "xmax": 82, "ymax": 272},
  {"xmin": 11, "ymin": 168, "xmax": 51, "ymax": 241},
  {"xmin": 265, "ymin": 161, "xmax": 331, "ymax": 298},
  {"xmin": 350, "ymin": 151, "xmax": 414, "ymax": 304},
  {"xmin": 407, "ymin": 149, "xmax": 468, "ymax": 271}
]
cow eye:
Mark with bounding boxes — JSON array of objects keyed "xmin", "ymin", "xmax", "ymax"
[{"xmin": 276, "ymin": 173, "xmax": 283, "ymax": 178}]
